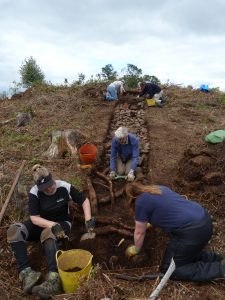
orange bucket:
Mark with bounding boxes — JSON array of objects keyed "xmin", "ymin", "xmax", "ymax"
[{"xmin": 79, "ymin": 143, "xmax": 97, "ymax": 164}]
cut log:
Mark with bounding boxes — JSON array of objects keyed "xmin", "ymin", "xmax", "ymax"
[
  {"xmin": 86, "ymin": 177, "xmax": 98, "ymax": 214},
  {"xmin": 43, "ymin": 129, "xmax": 84, "ymax": 159},
  {"xmin": 16, "ymin": 112, "xmax": 32, "ymax": 127}
]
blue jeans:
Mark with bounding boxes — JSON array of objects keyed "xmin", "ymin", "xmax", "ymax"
[{"xmin": 105, "ymin": 85, "xmax": 117, "ymax": 101}]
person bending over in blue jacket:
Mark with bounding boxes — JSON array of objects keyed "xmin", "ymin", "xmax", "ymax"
[
  {"xmin": 125, "ymin": 181, "xmax": 225, "ymax": 282},
  {"xmin": 109, "ymin": 127, "xmax": 139, "ymax": 182}
]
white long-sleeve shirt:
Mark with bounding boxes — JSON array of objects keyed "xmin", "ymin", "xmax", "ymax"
[{"xmin": 109, "ymin": 81, "xmax": 125, "ymax": 94}]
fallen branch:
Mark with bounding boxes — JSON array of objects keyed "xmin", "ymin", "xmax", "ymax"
[
  {"xmin": 95, "ymin": 170, "xmax": 110, "ymax": 182},
  {"xmin": 98, "ymin": 187, "xmax": 124, "ymax": 204},
  {"xmin": 0, "ymin": 160, "xmax": 26, "ymax": 225},
  {"xmin": 102, "ymin": 167, "xmax": 110, "ymax": 175},
  {"xmin": 109, "ymin": 179, "xmax": 115, "ymax": 209},
  {"xmin": 86, "ymin": 177, "xmax": 98, "ymax": 214},
  {"xmin": 92, "ymin": 180, "xmax": 110, "ymax": 190},
  {"xmin": 96, "ymin": 216, "xmax": 134, "ymax": 231},
  {"xmin": 95, "ymin": 171, "xmax": 115, "ymax": 209},
  {"xmin": 75, "ymin": 215, "xmax": 134, "ymax": 231},
  {"xmin": 94, "ymin": 225, "xmax": 133, "ymax": 237},
  {"xmin": 113, "ymin": 273, "xmax": 163, "ymax": 281},
  {"xmin": 0, "ymin": 117, "xmax": 15, "ymax": 126}
]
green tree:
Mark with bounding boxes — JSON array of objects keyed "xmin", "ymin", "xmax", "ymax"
[
  {"xmin": 123, "ymin": 64, "xmax": 142, "ymax": 88},
  {"xmin": 19, "ymin": 56, "xmax": 45, "ymax": 86},
  {"xmin": 101, "ymin": 64, "xmax": 117, "ymax": 81},
  {"xmin": 126, "ymin": 64, "xmax": 142, "ymax": 77},
  {"xmin": 142, "ymin": 74, "xmax": 160, "ymax": 85}
]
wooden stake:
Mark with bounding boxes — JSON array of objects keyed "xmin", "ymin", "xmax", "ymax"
[{"xmin": 0, "ymin": 160, "xmax": 26, "ymax": 225}]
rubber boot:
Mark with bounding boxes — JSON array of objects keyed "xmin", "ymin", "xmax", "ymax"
[
  {"xmin": 32, "ymin": 271, "xmax": 62, "ymax": 299},
  {"xmin": 19, "ymin": 267, "xmax": 41, "ymax": 294}
]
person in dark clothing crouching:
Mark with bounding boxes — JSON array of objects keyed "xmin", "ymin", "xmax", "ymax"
[
  {"xmin": 125, "ymin": 181, "xmax": 225, "ymax": 282},
  {"xmin": 7, "ymin": 164, "xmax": 95, "ymax": 298},
  {"xmin": 138, "ymin": 82, "xmax": 165, "ymax": 107}
]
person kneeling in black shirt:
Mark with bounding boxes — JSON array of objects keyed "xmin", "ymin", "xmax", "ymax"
[{"xmin": 7, "ymin": 164, "xmax": 95, "ymax": 298}]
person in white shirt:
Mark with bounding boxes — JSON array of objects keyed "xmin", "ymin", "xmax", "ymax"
[{"xmin": 105, "ymin": 80, "xmax": 126, "ymax": 101}]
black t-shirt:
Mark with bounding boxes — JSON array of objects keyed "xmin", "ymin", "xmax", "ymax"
[
  {"xmin": 29, "ymin": 180, "xmax": 86, "ymax": 222},
  {"xmin": 139, "ymin": 83, "xmax": 161, "ymax": 98}
]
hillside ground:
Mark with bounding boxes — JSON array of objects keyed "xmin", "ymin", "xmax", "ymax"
[{"xmin": 0, "ymin": 83, "xmax": 225, "ymax": 299}]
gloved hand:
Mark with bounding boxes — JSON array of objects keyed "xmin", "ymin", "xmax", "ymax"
[
  {"xmin": 127, "ymin": 170, "xmax": 135, "ymax": 182},
  {"xmin": 147, "ymin": 223, "xmax": 152, "ymax": 230},
  {"xmin": 109, "ymin": 171, "xmax": 116, "ymax": 180},
  {"xmin": 51, "ymin": 224, "xmax": 67, "ymax": 240},
  {"xmin": 125, "ymin": 245, "xmax": 140, "ymax": 258},
  {"xmin": 85, "ymin": 218, "xmax": 95, "ymax": 232}
]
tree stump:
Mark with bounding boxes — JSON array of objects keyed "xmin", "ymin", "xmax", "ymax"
[
  {"xmin": 43, "ymin": 129, "xmax": 84, "ymax": 159},
  {"xmin": 16, "ymin": 112, "xmax": 32, "ymax": 127}
]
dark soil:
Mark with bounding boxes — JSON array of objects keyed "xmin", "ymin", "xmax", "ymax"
[{"xmin": 1, "ymin": 83, "xmax": 225, "ymax": 299}]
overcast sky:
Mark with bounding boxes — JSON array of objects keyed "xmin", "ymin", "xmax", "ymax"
[{"xmin": 1, "ymin": 0, "xmax": 225, "ymax": 93}]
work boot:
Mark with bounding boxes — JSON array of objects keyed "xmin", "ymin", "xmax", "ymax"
[
  {"xmin": 32, "ymin": 271, "xmax": 62, "ymax": 299},
  {"xmin": 19, "ymin": 267, "xmax": 41, "ymax": 294}
]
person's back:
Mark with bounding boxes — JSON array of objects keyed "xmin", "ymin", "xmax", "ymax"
[
  {"xmin": 135, "ymin": 186, "xmax": 205, "ymax": 233},
  {"xmin": 106, "ymin": 80, "xmax": 125, "ymax": 101},
  {"xmin": 109, "ymin": 81, "xmax": 124, "ymax": 91},
  {"xmin": 139, "ymin": 82, "xmax": 161, "ymax": 98}
]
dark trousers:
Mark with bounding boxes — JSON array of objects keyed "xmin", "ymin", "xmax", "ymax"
[
  {"xmin": 161, "ymin": 212, "xmax": 223, "ymax": 282},
  {"xmin": 10, "ymin": 220, "xmax": 70, "ymax": 272}
]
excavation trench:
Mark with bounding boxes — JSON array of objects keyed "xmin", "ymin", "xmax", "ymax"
[{"xmin": 68, "ymin": 94, "xmax": 168, "ymax": 272}]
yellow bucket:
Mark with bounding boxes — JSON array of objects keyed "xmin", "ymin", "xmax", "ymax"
[
  {"xmin": 56, "ymin": 249, "xmax": 93, "ymax": 293},
  {"xmin": 146, "ymin": 98, "xmax": 156, "ymax": 106}
]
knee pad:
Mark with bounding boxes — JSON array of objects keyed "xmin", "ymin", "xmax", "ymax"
[
  {"xmin": 7, "ymin": 223, "xmax": 28, "ymax": 243},
  {"xmin": 40, "ymin": 227, "xmax": 56, "ymax": 244}
]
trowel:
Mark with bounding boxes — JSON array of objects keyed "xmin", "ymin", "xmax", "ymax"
[
  {"xmin": 80, "ymin": 231, "xmax": 96, "ymax": 241},
  {"xmin": 114, "ymin": 175, "xmax": 127, "ymax": 180}
]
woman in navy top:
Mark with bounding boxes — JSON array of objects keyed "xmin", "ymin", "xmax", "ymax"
[{"xmin": 125, "ymin": 181, "xmax": 225, "ymax": 282}]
